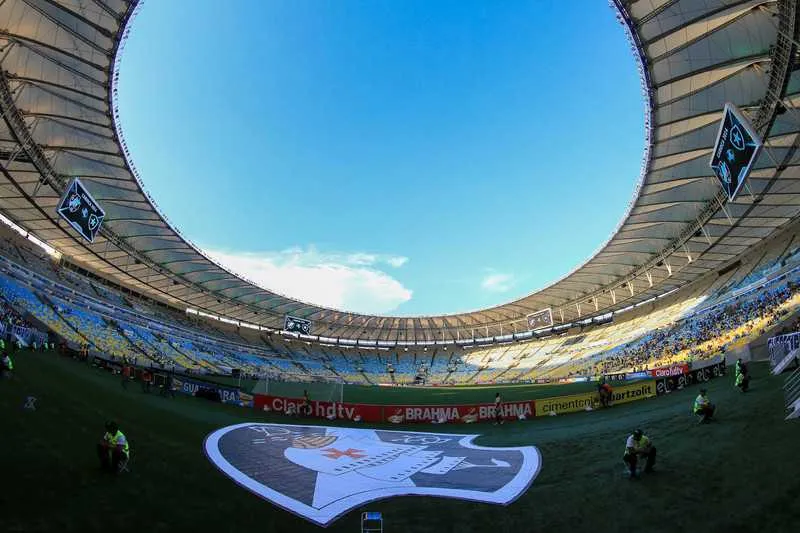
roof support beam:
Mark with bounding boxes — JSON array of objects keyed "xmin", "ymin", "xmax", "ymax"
[
  {"xmin": 19, "ymin": 0, "xmax": 111, "ymax": 54},
  {"xmin": 39, "ymin": 0, "xmax": 115, "ymax": 38}
]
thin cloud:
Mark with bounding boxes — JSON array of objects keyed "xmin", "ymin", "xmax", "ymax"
[
  {"xmin": 386, "ymin": 256, "xmax": 409, "ymax": 268},
  {"xmin": 481, "ymin": 272, "xmax": 514, "ymax": 293},
  {"xmin": 204, "ymin": 247, "xmax": 412, "ymax": 314},
  {"xmin": 346, "ymin": 253, "xmax": 377, "ymax": 266}
]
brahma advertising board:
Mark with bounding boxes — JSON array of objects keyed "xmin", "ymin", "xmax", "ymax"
[{"xmin": 384, "ymin": 400, "xmax": 535, "ymax": 424}]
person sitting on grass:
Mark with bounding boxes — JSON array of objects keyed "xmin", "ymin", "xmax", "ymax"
[
  {"xmin": 97, "ymin": 421, "xmax": 130, "ymax": 474},
  {"xmin": 693, "ymin": 388, "xmax": 716, "ymax": 423},
  {"xmin": 623, "ymin": 429, "xmax": 656, "ymax": 478}
]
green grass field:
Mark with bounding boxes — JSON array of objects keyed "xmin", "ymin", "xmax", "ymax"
[
  {"xmin": 204, "ymin": 372, "xmax": 599, "ymax": 404},
  {"xmin": 3, "ymin": 350, "xmax": 800, "ymax": 532},
  {"xmin": 341, "ymin": 380, "xmax": 598, "ymax": 404}
]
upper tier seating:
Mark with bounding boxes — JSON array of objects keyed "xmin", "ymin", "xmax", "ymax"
[{"xmin": 2, "ymin": 220, "xmax": 800, "ymax": 385}]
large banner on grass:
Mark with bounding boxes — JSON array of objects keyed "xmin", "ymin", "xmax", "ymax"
[
  {"xmin": 535, "ymin": 381, "xmax": 656, "ymax": 416},
  {"xmin": 205, "ymin": 423, "xmax": 542, "ymax": 526}
]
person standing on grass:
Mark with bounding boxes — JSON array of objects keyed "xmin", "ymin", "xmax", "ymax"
[
  {"xmin": 623, "ymin": 429, "xmax": 656, "ymax": 478},
  {"xmin": 598, "ymin": 381, "xmax": 613, "ymax": 408},
  {"xmin": 735, "ymin": 359, "xmax": 750, "ymax": 393},
  {"xmin": 0, "ymin": 350, "xmax": 12, "ymax": 379},
  {"xmin": 161, "ymin": 372, "xmax": 175, "ymax": 398},
  {"xmin": 302, "ymin": 389, "xmax": 312, "ymax": 417},
  {"xmin": 141, "ymin": 369, "xmax": 152, "ymax": 393},
  {"xmin": 494, "ymin": 392, "xmax": 504, "ymax": 425},
  {"xmin": 121, "ymin": 361, "xmax": 132, "ymax": 390}
]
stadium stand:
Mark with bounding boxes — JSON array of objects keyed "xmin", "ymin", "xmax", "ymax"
[{"xmin": 2, "ymin": 219, "xmax": 800, "ymax": 386}]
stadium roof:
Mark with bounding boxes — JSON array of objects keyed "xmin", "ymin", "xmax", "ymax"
[{"xmin": 0, "ymin": 0, "xmax": 799, "ymax": 343}]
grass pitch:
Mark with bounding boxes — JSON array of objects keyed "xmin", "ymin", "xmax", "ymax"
[
  {"xmin": 342, "ymin": 380, "xmax": 598, "ymax": 404},
  {"xmin": 208, "ymin": 372, "xmax": 599, "ymax": 404},
  {"xmin": 2, "ymin": 350, "xmax": 799, "ymax": 532}
]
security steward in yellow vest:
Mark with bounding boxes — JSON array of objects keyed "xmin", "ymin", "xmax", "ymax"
[
  {"xmin": 97, "ymin": 421, "xmax": 130, "ymax": 473},
  {"xmin": 693, "ymin": 388, "xmax": 716, "ymax": 423},
  {"xmin": 1, "ymin": 350, "xmax": 12, "ymax": 379},
  {"xmin": 623, "ymin": 429, "xmax": 656, "ymax": 478}
]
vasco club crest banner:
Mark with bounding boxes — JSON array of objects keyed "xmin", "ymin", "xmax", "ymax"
[
  {"xmin": 709, "ymin": 102, "xmax": 762, "ymax": 201},
  {"xmin": 56, "ymin": 178, "xmax": 105, "ymax": 243},
  {"xmin": 204, "ymin": 423, "xmax": 541, "ymax": 526}
]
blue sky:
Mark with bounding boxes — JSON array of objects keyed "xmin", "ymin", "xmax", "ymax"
[{"xmin": 117, "ymin": 0, "xmax": 644, "ymax": 316}]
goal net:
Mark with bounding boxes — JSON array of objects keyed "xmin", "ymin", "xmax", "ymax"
[{"xmin": 251, "ymin": 378, "xmax": 344, "ymax": 403}]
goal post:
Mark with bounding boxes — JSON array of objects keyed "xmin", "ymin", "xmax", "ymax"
[{"xmin": 251, "ymin": 378, "xmax": 344, "ymax": 403}]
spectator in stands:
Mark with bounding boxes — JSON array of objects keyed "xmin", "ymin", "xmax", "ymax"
[
  {"xmin": 623, "ymin": 429, "xmax": 656, "ymax": 478},
  {"xmin": 97, "ymin": 421, "xmax": 130, "ymax": 474},
  {"xmin": 693, "ymin": 389, "xmax": 716, "ymax": 423},
  {"xmin": 494, "ymin": 393, "xmax": 504, "ymax": 425},
  {"xmin": 1, "ymin": 350, "xmax": 12, "ymax": 379},
  {"xmin": 590, "ymin": 279, "xmax": 800, "ymax": 378}
]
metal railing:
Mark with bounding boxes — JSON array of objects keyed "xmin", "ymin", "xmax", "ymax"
[
  {"xmin": 8, "ymin": 324, "xmax": 47, "ymax": 346},
  {"xmin": 767, "ymin": 332, "xmax": 800, "ymax": 369},
  {"xmin": 785, "ymin": 366, "xmax": 800, "ymax": 419}
]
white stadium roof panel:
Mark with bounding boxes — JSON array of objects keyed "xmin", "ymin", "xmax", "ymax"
[{"xmin": 0, "ymin": 0, "xmax": 799, "ymax": 341}]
